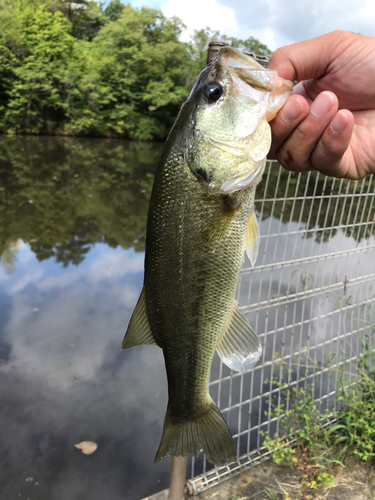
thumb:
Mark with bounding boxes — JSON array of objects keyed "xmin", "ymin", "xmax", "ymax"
[{"xmin": 268, "ymin": 30, "xmax": 353, "ymax": 81}]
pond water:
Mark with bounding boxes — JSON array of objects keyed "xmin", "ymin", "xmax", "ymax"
[{"xmin": 0, "ymin": 136, "xmax": 374, "ymax": 500}]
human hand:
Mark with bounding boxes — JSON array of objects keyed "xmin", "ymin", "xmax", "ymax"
[{"xmin": 268, "ymin": 30, "xmax": 375, "ymax": 179}]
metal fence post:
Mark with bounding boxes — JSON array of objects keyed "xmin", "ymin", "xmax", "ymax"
[{"xmin": 168, "ymin": 457, "xmax": 188, "ymax": 500}]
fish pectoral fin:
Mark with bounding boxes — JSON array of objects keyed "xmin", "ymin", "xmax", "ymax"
[
  {"xmin": 192, "ymin": 202, "xmax": 237, "ymax": 253},
  {"xmin": 245, "ymin": 209, "xmax": 260, "ymax": 267},
  {"xmin": 216, "ymin": 302, "xmax": 262, "ymax": 372},
  {"xmin": 122, "ymin": 287, "xmax": 158, "ymax": 349}
]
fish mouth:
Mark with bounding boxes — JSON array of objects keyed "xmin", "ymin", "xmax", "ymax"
[
  {"xmin": 220, "ymin": 163, "xmax": 266, "ymax": 193},
  {"xmin": 218, "ymin": 47, "xmax": 293, "ymax": 92}
]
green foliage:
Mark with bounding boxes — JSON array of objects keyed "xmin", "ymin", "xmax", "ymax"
[
  {"xmin": 264, "ymin": 490, "xmax": 278, "ymax": 500},
  {"xmin": 263, "ymin": 384, "xmax": 338, "ymax": 492},
  {"xmin": 263, "ymin": 329, "xmax": 375, "ymax": 497},
  {"xmin": 220, "ymin": 33, "xmax": 272, "ymax": 58},
  {"xmin": 0, "ymin": 0, "xmax": 273, "ymax": 140},
  {"xmin": 2, "ymin": 4, "xmax": 76, "ymax": 134},
  {"xmin": 103, "ymin": 0, "xmax": 124, "ymax": 22},
  {"xmin": 186, "ymin": 27, "xmax": 272, "ymax": 87},
  {"xmin": 264, "ymin": 433, "xmax": 296, "ymax": 466},
  {"xmin": 87, "ymin": 5, "xmax": 189, "ymax": 140},
  {"xmin": 328, "ymin": 336, "xmax": 375, "ymax": 462},
  {"xmin": 48, "ymin": 0, "xmax": 107, "ymax": 39}
]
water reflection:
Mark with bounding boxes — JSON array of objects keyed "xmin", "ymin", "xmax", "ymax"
[
  {"xmin": 0, "ymin": 137, "xmax": 170, "ymax": 500},
  {"xmin": 0, "ymin": 245, "xmax": 173, "ymax": 499},
  {"xmin": 1, "ymin": 136, "xmax": 373, "ymax": 273},
  {"xmin": 0, "ymin": 136, "xmax": 163, "ymax": 270},
  {"xmin": 0, "ymin": 136, "xmax": 374, "ymax": 499}
]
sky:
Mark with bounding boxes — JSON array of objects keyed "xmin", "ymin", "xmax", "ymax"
[{"xmin": 128, "ymin": 0, "xmax": 375, "ymax": 51}]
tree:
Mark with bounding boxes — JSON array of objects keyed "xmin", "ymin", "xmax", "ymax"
[
  {"xmin": 86, "ymin": 5, "xmax": 190, "ymax": 140},
  {"xmin": 0, "ymin": 1, "xmax": 274, "ymax": 140},
  {"xmin": 48, "ymin": 0, "xmax": 106, "ymax": 39},
  {"xmin": 222, "ymin": 35, "xmax": 272, "ymax": 58},
  {"xmin": 186, "ymin": 28, "xmax": 273, "ymax": 84},
  {"xmin": 103, "ymin": 0, "xmax": 124, "ymax": 22},
  {"xmin": 186, "ymin": 28, "xmax": 221, "ymax": 83},
  {"xmin": 1, "ymin": 4, "xmax": 79, "ymax": 133}
]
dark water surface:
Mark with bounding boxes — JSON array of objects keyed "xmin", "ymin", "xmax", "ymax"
[{"xmin": 0, "ymin": 136, "xmax": 374, "ymax": 499}]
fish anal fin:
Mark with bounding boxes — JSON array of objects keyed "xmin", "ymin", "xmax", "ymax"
[
  {"xmin": 245, "ymin": 209, "xmax": 260, "ymax": 267},
  {"xmin": 154, "ymin": 399, "xmax": 236, "ymax": 466},
  {"xmin": 216, "ymin": 302, "xmax": 262, "ymax": 372},
  {"xmin": 192, "ymin": 203, "xmax": 237, "ymax": 253},
  {"xmin": 122, "ymin": 287, "xmax": 158, "ymax": 349}
]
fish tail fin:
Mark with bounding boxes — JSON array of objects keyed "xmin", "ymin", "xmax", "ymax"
[{"xmin": 154, "ymin": 399, "xmax": 236, "ymax": 466}]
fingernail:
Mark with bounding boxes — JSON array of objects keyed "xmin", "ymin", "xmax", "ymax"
[
  {"xmin": 310, "ymin": 92, "xmax": 334, "ymax": 118},
  {"xmin": 281, "ymin": 97, "xmax": 303, "ymax": 123},
  {"xmin": 330, "ymin": 111, "xmax": 347, "ymax": 135}
]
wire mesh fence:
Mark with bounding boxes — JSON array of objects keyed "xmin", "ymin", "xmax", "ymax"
[{"xmin": 187, "ymin": 160, "xmax": 375, "ymax": 495}]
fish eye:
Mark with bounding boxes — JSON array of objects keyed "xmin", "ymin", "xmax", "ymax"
[{"xmin": 204, "ymin": 82, "xmax": 223, "ymax": 102}]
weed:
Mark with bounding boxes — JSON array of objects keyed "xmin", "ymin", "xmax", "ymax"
[
  {"xmin": 264, "ymin": 489, "xmax": 278, "ymax": 499},
  {"xmin": 263, "ymin": 330, "xmax": 375, "ymax": 497},
  {"xmin": 263, "ymin": 384, "xmax": 338, "ymax": 492}
]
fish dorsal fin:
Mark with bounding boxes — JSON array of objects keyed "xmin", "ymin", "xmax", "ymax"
[
  {"xmin": 122, "ymin": 287, "xmax": 158, "ymax": 349},
  {"xmin": 245, "ymin": 209, "xmax": 260, "ymax": 267},
  {"xmin": 192, "ymin": 203, "xmax": 237, "ymax": 253},
  {"xmin": 216, "ymin": 302, "xmax": 262, "ymax": 372}
]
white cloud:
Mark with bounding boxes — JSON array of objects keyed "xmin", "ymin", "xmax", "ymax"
[
  {"xmin": 158, "ymin": 0, "xmax": 375, "ymax": 51},
  {"xmin": 37, "ymin": 268, "xmax": 85, "ymax": 292},
  {"xmin": 1, "ymin": 246, "xmax": 146, "ymax": 390},
  {"xmin": 36, "ymin": 250, "xmax": 144, "ymax": 291},
  {"xmin": 87, "ymin": 251, "xmax": 144, "ymax": 283},
  {"xmin": 162, "ymin": 0, "xmax": 237, "ymax": 41},
  {"xmin": 8, "ymin": 269, "xmax": 44, "ymax": 295},
  {"xmin": 0, "ymin": 266, "xmax": 10, "ymax": 282}
]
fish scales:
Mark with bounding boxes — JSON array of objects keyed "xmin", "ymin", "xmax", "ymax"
[
  {"xmin": 123, "ymin": 46, "xmax": 293, "ymax": 465},
  {"xmin": 146, "ymin": 152, "xmax": 256, "ymax": 412}
]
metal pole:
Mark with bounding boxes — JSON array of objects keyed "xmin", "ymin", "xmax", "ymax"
[
  {"xmin": 207, "ymin": 40, "xmax": 230, "ymax": 64},
  {"xmin": 168, "ymin": 456, "xmax": 187, "ymax": 500}
]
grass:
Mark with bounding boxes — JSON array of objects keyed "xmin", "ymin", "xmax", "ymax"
[{"xmin": 262, "ymin": 331, "xmax": 375, "ymax": 499}]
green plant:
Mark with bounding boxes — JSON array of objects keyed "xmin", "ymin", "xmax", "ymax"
[
  {"xmin": 263, "ymin": 331, "xmax": 375, "ymax": 497},
  {"xmin": 264, "ymin": 488, "xmax": 279, "ymax": 499},
  {"xmin": 263, "ymin": 384, "xmax": 337, "ymax": 493},
  {"xmin": 327, "ymin": 334, "xmax": 375, "ymax": 462}
]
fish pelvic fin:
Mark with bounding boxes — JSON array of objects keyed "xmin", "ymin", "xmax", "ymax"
[
  {"xmin": 245, "ymin": 208, "xmax": 260, "ymax": 267},
  {"xmin": 216, "ymin": 302, "xmax": 262, "ymax": 372},
  {"xmin": 122, "ymin": 287, "xmax": 158, "ymax": 349},
  {"xmin": 154, "ymin": 399, "xmax": 236, "ymax": 466}
]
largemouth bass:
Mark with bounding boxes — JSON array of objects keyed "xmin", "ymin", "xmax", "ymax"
[{"xmin": 123, "ymin": 47, "xmax": 292, "ymax": 465}]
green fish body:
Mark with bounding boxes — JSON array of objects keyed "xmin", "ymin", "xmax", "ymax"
[{"xmin": 123, "ymin": 47, "xmax": 292, "ymax": 465}]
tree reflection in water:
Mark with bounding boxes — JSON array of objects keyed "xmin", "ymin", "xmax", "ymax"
[
  {"xmin": 0, "ymin": 136, "xmax": 373, "ymax": 272},
  {"xmin": 0, "ymin": 136, "xmax": 163, "ymax": 270}
]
